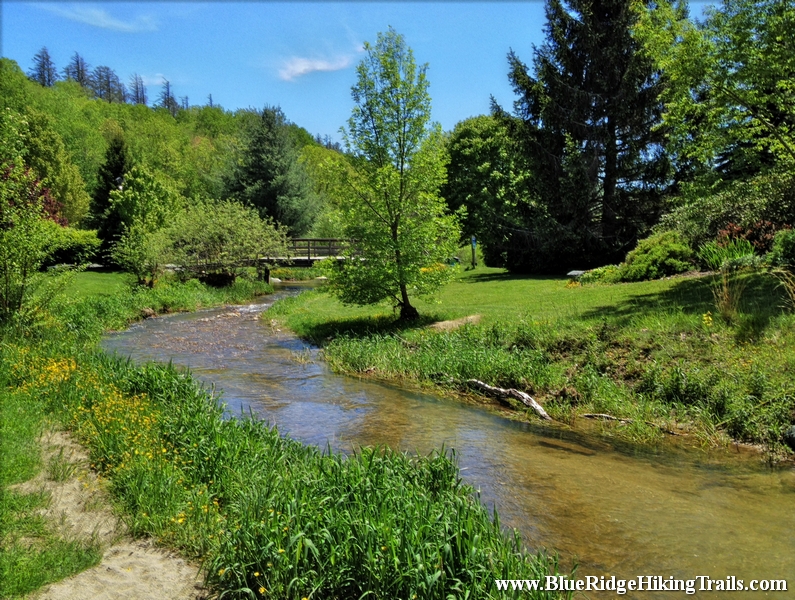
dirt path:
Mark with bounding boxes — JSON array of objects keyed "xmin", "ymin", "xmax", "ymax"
[{"xmin": 19, "ymin": 430, "xmax": 206, "ymax": 600}]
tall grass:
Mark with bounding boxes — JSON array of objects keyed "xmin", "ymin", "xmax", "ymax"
[
  {"xmin": 1, "ymin": 274, "xmax": 569, "ymax": 598},
  {"xmin": 0, "ymin": 343, "xmax": 102, "ymax": 598},
  {"xmin": 12, "ymin": 348, "xmax": 567, "ymax": 599}
]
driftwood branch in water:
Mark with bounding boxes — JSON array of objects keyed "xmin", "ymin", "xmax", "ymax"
[
  {"xmin": 582, "ymin": 413, "xmax": 635, "ymax": 425},
  {"xmin": 582, "ymin": 413, "xmax": 681, "ymax": 436},
  {"xmin": 466, "ymin": 379, "xmax": 552, "ymax": 421}
]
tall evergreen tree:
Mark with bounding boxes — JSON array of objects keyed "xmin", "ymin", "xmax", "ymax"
[
  {"xmin": 129, "ymin": 73, "xmax": 147, "ymax": 105},
  {"xmin": 226, "ymin": 106, "xmax": 318, "ymax": 235},
  {"xmin": 157, "ymin": 80, "xmax": 180, "ymax": 117},
  {"xmin": 63, "ymin": 52, "xmax": 91, "ymax": 87},
  {"xmin": 499, "ymin": 0, "xmax": 670, "ymax": 271},
  {"xmin": 91, "ymin": 65, "xmax": 126, "ymax": 103},
  {"xmin": 91, "ymin": 132, "xmax": 130, "ymax": 254},
  {"xmin": 28, "ymin": 47, "xmax": 58, "ymax": 87}
]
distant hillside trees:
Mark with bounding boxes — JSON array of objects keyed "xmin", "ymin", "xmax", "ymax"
[
  {"xmin": 128, "ymin": 74, "xmax": 147, "ymax": 105},
  {"xmin": 63, "ymin": 52, "xmax": 91, "ymax": 87},
  {"xmin": 28, "ymin": 47, "xmax": 58, "ymax": 87},
  {"xmin": 91, "ymin": 66, "xmax": 126, "ymax": 103},
  {"xmin": 157, "ymin": 80, "xmax": 180, "ymax": 117}
]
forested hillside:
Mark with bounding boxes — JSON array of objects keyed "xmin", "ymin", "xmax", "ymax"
[
  {"xmin": 2, "ymin": 0, "xmax": 794, "ymax": 283},
  {"xmin": 1, "ymin": 53, "xmax": 344, "ymax": 281}
]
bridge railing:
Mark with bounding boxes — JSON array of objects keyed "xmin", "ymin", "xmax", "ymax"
[{"xmin": 288, "ymin": 238, "xmax": 350, "ymax": 260}]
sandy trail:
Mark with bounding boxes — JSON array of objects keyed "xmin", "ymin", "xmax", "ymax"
[{"xmin": 17, "ymin": 430, "xmax": 206, "ymax": 600}]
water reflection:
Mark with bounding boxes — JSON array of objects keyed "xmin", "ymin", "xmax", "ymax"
[{"xmin": 102, "ymin": 287, "xmax": 794, "ymax": 596}]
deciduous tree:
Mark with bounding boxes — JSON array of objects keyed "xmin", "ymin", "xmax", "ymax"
[
  {"xmin": 442, "ymin": 115, "xmax": 528, "ymax": 267},
  {"xmin": 332, "ymin": 28, "xmax": 459, "ymax": 320}
]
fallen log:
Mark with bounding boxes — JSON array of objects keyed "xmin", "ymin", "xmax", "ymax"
[
  {"xmin": 582, "ymin": 413, "xmax": 681, "ymax": 435},
  {"xmin": 582, "ymin": 413, "xmax": 635, "ymax": 425},
  {"xmin": 466, "ymin": 379, "xmax": 552, "ymax": 421}
]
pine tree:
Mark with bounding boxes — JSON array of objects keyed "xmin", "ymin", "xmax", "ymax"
[
  {"xmin": 91, "ymin": 66, "xmax": 126, "ymax": 103},
  {"xmin": 63, "ymin": 52, "xmax": 91, "ymax": 87},
  {"xmin": 501, "ymin": 0, "xmax": 669, "ymax": 271},
  {"xmin": 226, "ymin": 106, "xmax": 318, "ymax": 235},
  {"xmin": 157, "ymin": 80, "xmax": 180, "ymax": 117},
  {"xmin": 129, "ymin": 73, "xmax": 147, "ymax": 105},
  {"xmin": 91, "ymin": 133, "xmax": 129, "ymax": 254},
  {"xmin": 28, "ymin": 47, "xmax": 58, "ymax": 87}
]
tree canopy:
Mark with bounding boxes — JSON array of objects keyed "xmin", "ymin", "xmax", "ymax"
[
  {"xmin": 332, "ymin": 28, "xmax": 460, "ymax": 320},
  {"xmin": 496, "ymin": 0, "xmax": 670, "ymax": 272}
]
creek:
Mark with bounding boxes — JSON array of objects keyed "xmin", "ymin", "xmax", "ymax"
[{"xmin": 102, "ymin": 284, "xmax": 794, "ymax": 597}]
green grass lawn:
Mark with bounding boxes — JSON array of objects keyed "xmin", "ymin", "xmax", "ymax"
[
  {"xmin": 269, "ymin": 265, "xmax": 795, "ymax": 454},
  {"xmin": 64, "ymin": 270, "xmax": 135, "ymax": 298}
]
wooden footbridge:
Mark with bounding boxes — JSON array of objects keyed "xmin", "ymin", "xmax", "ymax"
[
  {"xmin": 175, "ymin": 239, "xmax": 350, "ymax": 286},
  {"xmin": 281, "ymin": 238, "xmax": 349, "ymax": 266}
]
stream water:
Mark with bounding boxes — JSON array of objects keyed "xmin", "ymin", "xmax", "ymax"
[{"xmin": 102, "ymin": 285, "xmax": 794, "ymax": 597}]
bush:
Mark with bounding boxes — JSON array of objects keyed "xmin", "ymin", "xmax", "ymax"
[
  {"xmin": 580, "ymin": 232, "xmax": 693, "ymax": 284},
  {"xmin": 661, "ymin": 170, "xmax": 795, "ymax": 249},
  {"xmin": 164, "ymin": 199, "xmax": 288, "ymax": 281},
  {"xmin": 618, "ymin": 232, "xmax": 693, "ymax": 282},
  {"xmin": 579, "ymin": 264, "xmax": 622, "ymax": 284},
  {"xmin": 767, "ymin": 229, "xmax": 795, "ymax": 269},
  {"xmin": 44, "ymin": 228, "xmax": 101, "ymax": 266}
]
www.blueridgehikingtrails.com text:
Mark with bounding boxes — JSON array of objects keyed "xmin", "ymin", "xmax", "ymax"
[{"xmin": 495, "ymin": 576, "xmax": 788, "ymax": 594}]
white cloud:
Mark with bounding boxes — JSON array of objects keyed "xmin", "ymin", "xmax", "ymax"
[
  {"xmin": 141, "ymin": 73, "xmax": 167, "ymax": 86},
  {"xmin": 278, "ymin": 54, "xmax": 354, "ymax": 81},
  {"xmin": 40, "ymin": 4, "xmax": 157, "ymax": 33}
]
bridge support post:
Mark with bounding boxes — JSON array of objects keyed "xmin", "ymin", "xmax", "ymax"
[{"xmin": 258, "ymin": 264, "xmax": 270, "ymax": 284}]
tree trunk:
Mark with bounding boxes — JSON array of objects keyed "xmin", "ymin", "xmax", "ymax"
[
  {"xmin": 398, "ymin": 283, "xmax": 419, "ymax": 320},
  {"xmin": 601, "ymin": 115, "xmax": 618, "ymax": 244}
]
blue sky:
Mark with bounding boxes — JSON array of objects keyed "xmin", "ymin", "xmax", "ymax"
[{"xmin": 1, "ymin": 1, "xmax": 711, "ymax": 142}]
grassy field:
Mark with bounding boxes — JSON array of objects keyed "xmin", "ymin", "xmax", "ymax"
[
  {"xmin": 268, "ymin": 265, "xmax": 795, "ymax": 454},
  {"xmin": 1, "ymin": 272, "xmax": 569, "ymax": 599},
  {"xmin": 63, "ymin": 270, "xmax": 135, "ymax": 298}
]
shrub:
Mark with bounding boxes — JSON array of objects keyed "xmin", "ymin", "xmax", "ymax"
[
  {"xmin": 579, "ymin": 264, "xmax": 622, "ymax": 284},
  {"xmin": 164, "ymin": 199, "xmax": 287, "ymax": 282},
  {"xmin": 767, "ymin": 229, "xmax": 795, "ymax": 269},
  {"xmin": 618, "ymin": 231, "xmax": 693, "ymax": 282},
  {"xmin": 661, "ymin": 170, "xmax": 795, "ymax": 249},
  {"xmin": 717, "ymin": 220, "xmax": 789, "ymax": 254},
  {"xmin": 1, "ymin": 163, "xmax": 69, "ymax": 322},
  {"xmin": 44, "ymin": 228, "xmax": 101, "ymax": 266}
]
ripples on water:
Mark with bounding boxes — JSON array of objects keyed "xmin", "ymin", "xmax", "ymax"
[{"xmin": 102, "ymin": 286, "xmax": 795, "ymax": 597}]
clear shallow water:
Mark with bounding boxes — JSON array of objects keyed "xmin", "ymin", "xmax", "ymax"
[{"xmin": 102, "ymin": 286, "xmax": 794, "ymax": 597}]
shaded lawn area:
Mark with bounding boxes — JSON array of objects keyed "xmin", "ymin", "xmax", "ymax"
[{"xmin": 279, "ymin": 265, "xmax": 787, "ymax": 343}]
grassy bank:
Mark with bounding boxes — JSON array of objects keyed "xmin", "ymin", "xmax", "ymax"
[
  {"xmin": 1, "ymin": 273, "xmax": 568, "ymax": 599},
  {"xmin": 1, "ymin": 274, "xmax": 274, "ymax": 597},
  {"xmin": 267, "ymin": 266, "xmax": 795, "ymax": 455}
]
